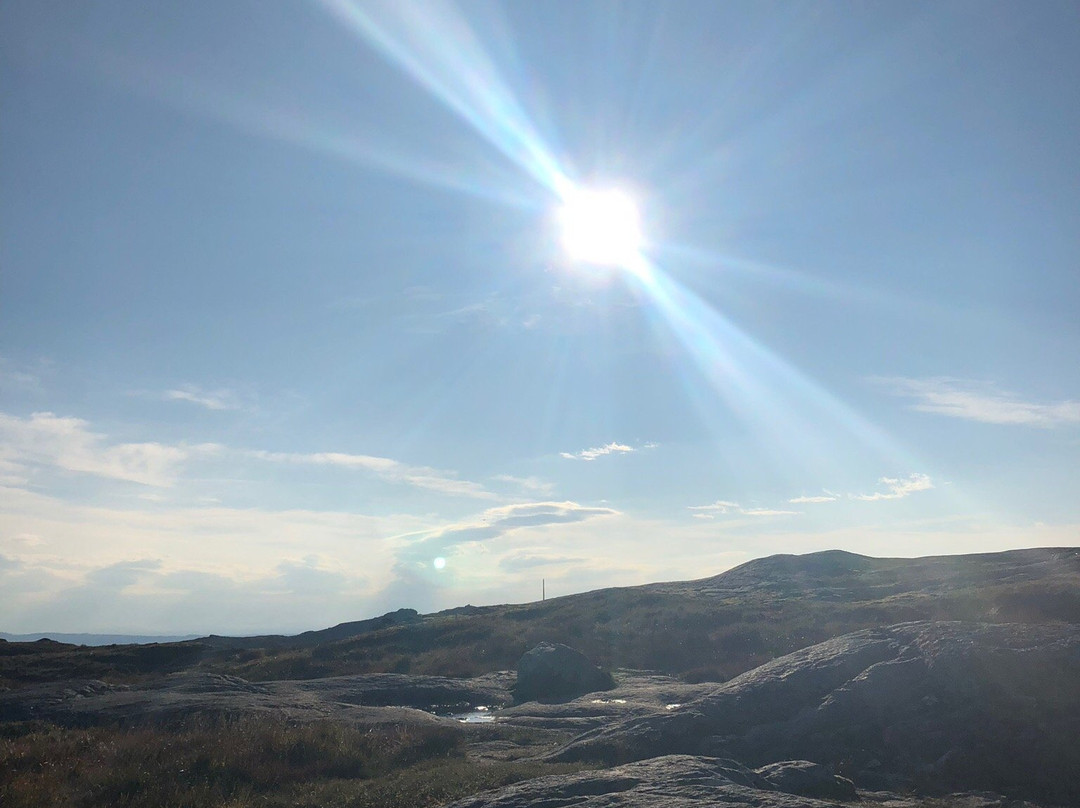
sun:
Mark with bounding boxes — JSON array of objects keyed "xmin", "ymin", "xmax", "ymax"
[{"xmin": 557, "ymin": 186, "xmax": 643, "ymax": 267}]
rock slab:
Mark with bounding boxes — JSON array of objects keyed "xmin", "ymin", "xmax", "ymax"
[
  {"xmin": 443, "ymin": 753, "xmax": 1014, "ymax": 808},
  {"xmin": 550, "ymin": 621, "xmax": 1080, "ymax": 806}
]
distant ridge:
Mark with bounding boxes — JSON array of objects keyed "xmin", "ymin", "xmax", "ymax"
[
  {"xmin": 196, "ymin": 607, "xmax": 423, "ymax": 650},
  {"xmin": 0, "ymin": 633, "xmax": 200, "ymax": 646},
  {"xmin": 650, "ymin": 546, "xmax": 1080, "ymax": 598}
]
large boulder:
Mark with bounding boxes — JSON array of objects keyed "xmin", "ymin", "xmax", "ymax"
[{"xmin": 513, "ymin": 642, "xmax": 614, "ymax": 702}]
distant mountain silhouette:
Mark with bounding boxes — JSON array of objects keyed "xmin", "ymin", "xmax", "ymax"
[{"xmin": 0, "ymin": 632, "xmax": 200, "ymax": 646}]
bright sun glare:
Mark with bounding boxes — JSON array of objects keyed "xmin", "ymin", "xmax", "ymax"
[{"xmin": 558, "ymin": 187, "xmax": 643, "ymax": 267}]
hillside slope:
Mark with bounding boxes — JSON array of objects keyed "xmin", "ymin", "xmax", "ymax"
[
  {"xmin": 3, "ymin": 547, "xmax": 1077, "ymax": 688},
  {"xmin": 190, "ymin": 546, "xmax": 1079, "ymax": 682}
]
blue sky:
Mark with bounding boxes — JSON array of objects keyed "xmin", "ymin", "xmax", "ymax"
[{"xmin": 2, "ymin": 0, "xmax": 1078, "ymax": 634}]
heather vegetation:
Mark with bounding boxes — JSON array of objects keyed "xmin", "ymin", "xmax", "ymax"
[{"xmin": 0, "ymin": 716, "xmax": 588, "ymax": 808}]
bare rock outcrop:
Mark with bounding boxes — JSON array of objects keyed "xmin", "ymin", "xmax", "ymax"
[
  {"xmin": 442, "ymin": 753, "xmax": 1007, "ymax": 808},
  {"xmin": 755, "ymin": 760, "xmax": 856, "ymax": 800},
  {"xmin": 443, "ymin": 755, "xmax": 828, "ymax": 808},
  {"xmin": 0, "ymin": 670, "xmax": 511, "ymax": 727},
  {"xmin": 550, "ymin": 621, "xmax": 1080, "ymax": 806}
]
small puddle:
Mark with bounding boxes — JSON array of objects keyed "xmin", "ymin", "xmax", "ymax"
[
  {"xmin": 665, "ymin": 703, "xmax": 682, "ymax": 710},
  {"xmin": 427, "ymin": 704, "xmax": 499, "ymax": 723},
  {"xmin": 451, "ymin": 707, "xmax": 497, "ymax": 723}
]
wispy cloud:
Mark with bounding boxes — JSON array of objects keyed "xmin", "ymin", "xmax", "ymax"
[
  {"xmin": 688, "ymin": 500, "xmax": 799, "ymax": 517},
  {"xmin": 404, "ymin": 500, "xmax": 619, "ymax": 561},
  {"xmin": 877, "ymin": 377, "xmax": 1080, "ymax": 427},
  {"xmin": 0, "ymin": 406, "xmax": 493, "ymax": 500},
  {"xmin": 789, "ymin": 494, "xmax": 838, "ymax": 504},
  {"xmin": 0, "ymin": 356, "xmax": 47, "ymax": 394},
  {"xmin": 498, "ymin": 552, "xmax": 586, "ymax": 572},
  {"xmin": 688, "ymin": 500, "xmax": 741, "ymax": 514},
  {"xmin": 0, "ymin": 411, "xmax": 216, "ymax": 487},
  {"xmin": 250, "ymin": 449, "xmax": 495, "ymax": 499},
  {"xmin": 0, "ymin": 455, "xmax": 29, "ymax": 486},
  {"xmin": 852, "ymin": 473, "xmax": 934, "ymax": 501},
  {"xmin": 561, "ymin": 442, "xmax": 636, "ymax": 461},
  {"xmin": 492, "ymin": 474, "xmax": 556, "ymax": 495},
  {"xmin": 692, "ymin": 475, "xmax": 931, "ymax": 514},
  {"xmin": 163, "ymin": 385, "xmax": 242, "ymax": 411}
]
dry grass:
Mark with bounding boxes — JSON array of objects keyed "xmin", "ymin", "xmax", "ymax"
[{"xmin": 0, "ymin": 717, "xmax": 587, "ymax": 808}]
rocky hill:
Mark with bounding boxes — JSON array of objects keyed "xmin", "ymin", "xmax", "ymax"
[
  {"xmin": 196, "ymin": 546, "xmax": 1080, "ymax": 682},
  {"xmin": 3, "ymin": 547, "xmax": 1078, "ymax": 688}
]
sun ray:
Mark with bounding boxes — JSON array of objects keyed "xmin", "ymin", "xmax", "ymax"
[
  {"xmin": 621, "ymin": 254, "xmax": 919, "ymax": 476},
  {"xmin": 319, "ymin": 0, "xmax": 572, "ymax": 198},
  {"xmin": 80, "ymin": 36, "xmax": 534, "ymax": 207}
]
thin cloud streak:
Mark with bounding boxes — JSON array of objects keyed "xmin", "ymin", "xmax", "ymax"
[
  {"xmin": 560, "ymin": 442, "xmax": 636, "ymax": 461},
  {"xmin": 692, "ymin": 474, "xmax": 933, "ymax": 515},
  {"xmin": 393, "ymin": 500, "xmax": 619, "ymax": 581},
  {"xmin": 499, "ymin": 552, "xmax": 585, "ymax": 572},
  {"xmin": 852, "ymin": 473, "xmax": 934, "ymax": 501},
  {"xmin": 688, "ymin": 500, "xmax": 798, "ymax": 517},
  {"xmin": 0, "ymin": 356, "xmax": 46, "ymax": 394},
  {"xmin": 878, "ymin": 377, "xmax": 1080, "ymax": 427},
  {"xmin": 163, "ymin": 385, "xmax": 241, "ymax": 411},
  {"xmin": 249, "ymin": 449, "xmax": 495, "ymax": 499},
  {"xmin": 688, "ymin": 500, "xmax": 741, "ymax": 514},
  {"xmin": 492, "ymin": 474, "xmax": 556, "ymax": 495},
  {"xmin": 414, "ymin": 500, "xmax": 618, "ymax": 553}
]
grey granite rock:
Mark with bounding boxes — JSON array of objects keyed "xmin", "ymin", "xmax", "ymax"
[
  {"xmin": 513, "ymin": 642, "xmax": 615, "ymax": 703},
  {"xmin": 550, "ymin": 621, "xmax": 1080, "ymax": 806},
  {"xmin": 443, "ymin": 755, "xmax": 833, "ymax": 808}
]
